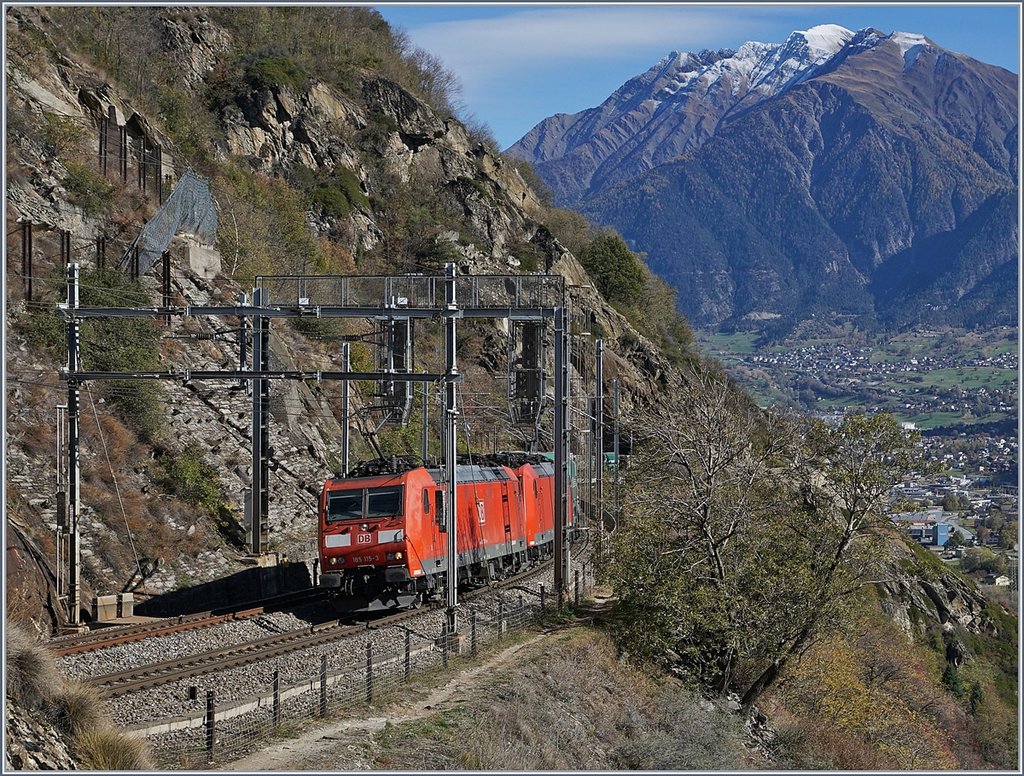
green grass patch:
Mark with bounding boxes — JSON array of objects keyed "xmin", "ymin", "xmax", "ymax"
[
  {"xmin": 151, "ymin": 445, "xmax": 245, "ymax": 548},
  {"xmin": 63, "ymin": 161, "xmax": 116, "ymax": 216},
  {"xmin": 897, "ymin": 411, "xmax": 1008, "ymax": 431},
  {"xmin": 309, "ymin": 167, "xmax": 370, "ymax": 217},
  {"xmin": 704, "ymin": 332, "xmax": 760, "ymax": 355},
  {"xmin": 882, "ymin": 367, "xmax": 1017, "ymax": 392}
]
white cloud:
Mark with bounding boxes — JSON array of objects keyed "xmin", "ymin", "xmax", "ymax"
[{"xmin": 407, "ymin": 6, "xmax": 784, "ymax": 90}]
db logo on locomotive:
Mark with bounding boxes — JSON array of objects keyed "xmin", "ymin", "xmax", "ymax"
[{"xmin": 356, "ymin": 534, "xmax": 372, "ymax": 544}]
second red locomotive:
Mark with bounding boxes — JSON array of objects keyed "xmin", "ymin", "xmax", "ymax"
[{"xmin": 317, "ymin": 454, "xmax": 573, "ymax": 611}]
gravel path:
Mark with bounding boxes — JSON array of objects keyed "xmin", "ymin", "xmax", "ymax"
[{"xmin": 219, "ymin": 632, "xmax": 552, "ymax": 771}]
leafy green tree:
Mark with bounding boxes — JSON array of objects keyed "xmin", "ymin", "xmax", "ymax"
[
  {"xmin": 942, "ymin": 664, "xmax": 965, "ymax": 699},
  {"xmin": 968, "ymin": 680, "xmax": 984, "ymax": 715},
  {"xmin": 961, "ymin": 547, "xmax": 1006, "ymax": 574},
  {"xmin": 739, "ymin": 413, "xmax": 925, "ymax": 710},
  {"xmin": 578, "ymin": 232, "xmax": 646, "ymax": 306},
  {"xmin": 997, "ymin": 529, "xmax": 1017, "ymax": 550},
  {"xmin": 541, "ymin": 207, "xmax": 593, "ymax": 258},
  {"xmin": 604, "ymin": 360, "xmax": 794, "ymax": 691}
]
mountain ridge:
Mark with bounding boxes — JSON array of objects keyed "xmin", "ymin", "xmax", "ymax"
[{"xmin": 509, "ymin": 24, "xmax": 1018, "ymax": 330}]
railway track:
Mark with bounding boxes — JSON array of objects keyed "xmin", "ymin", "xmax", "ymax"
[
  {"xmin": 50, "ymin": 588, "xmax": 330, "ymax": 658},
  {"xmin": 89, "ymin": 560, "xmax": 553, "ymax": 698}
]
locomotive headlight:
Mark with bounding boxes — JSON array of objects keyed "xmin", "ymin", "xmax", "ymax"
[
  {"xmin": 395, "ymin": 551, "xmax": 403, "ymax": 560},
  {"xmin": 360, "ymin": 523, "xmax": 369, "ymax": 531},
  {"xmin": 386, "ymin": 552, "xmax": 395, "ymax": 560},
  {"xmin": 330, "ymin": 556, "xmax": 338, "ymax": 566}
]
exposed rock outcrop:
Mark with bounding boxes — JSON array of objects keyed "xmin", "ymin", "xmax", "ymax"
[
  {"xmin": 878, "ymin": 540, "xmax": 998, "ymax": 642},
  {"xmin": 4, "ymin": 704, "xmax": 79, "ymax": 770}
]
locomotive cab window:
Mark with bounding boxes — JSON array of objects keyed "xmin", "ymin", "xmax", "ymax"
[
  {"xmin": 327, "ymin": 491, "xmax": 362, "ymax": 522},
  {"xmin": 367, "ymin": 487, "xmax": 404, "ymax": 518}
]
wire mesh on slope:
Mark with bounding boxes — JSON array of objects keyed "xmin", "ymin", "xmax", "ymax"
[{"xmin": 118, "ymin": 169, "xmax": 217, "ymax": 276}]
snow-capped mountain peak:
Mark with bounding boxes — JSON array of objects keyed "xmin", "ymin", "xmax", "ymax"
[
  {"xmin": 646, "ymin": 23, "xmax": 856, "ymax": 107},
  {"xmin": 797, "ymin": 23, "xmax": 856, "ymax": 57},
  {"xmin": 890, "ymin": 30, "xmax": 933, "ymax": 69},
  {"xmin": 507, "ymin": 23, "xmax": 1010, "ymax": 207}
]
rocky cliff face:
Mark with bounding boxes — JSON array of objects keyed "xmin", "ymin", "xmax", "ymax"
[
  {"xmin": 880, "ymin": 539, "xmax": 1000, "ymax": 646},
  {"xmin": 4, "ymin": 6, "xmax": 672, "ymax": 629},
  {"xmin": 4, "ymin": 705, "xmax": 79, "ymax": 770}
]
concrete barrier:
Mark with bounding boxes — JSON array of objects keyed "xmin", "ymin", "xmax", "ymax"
[{"xmin": 93, "ymin": 594, "xmax": 118, "ymax": 622}]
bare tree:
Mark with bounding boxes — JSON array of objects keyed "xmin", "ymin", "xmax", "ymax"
[{"xmin": 605, "ymin": 362, "xmax": 923, "ymax": 711}]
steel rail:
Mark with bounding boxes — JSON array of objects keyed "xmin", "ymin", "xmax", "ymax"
[
  {"xmin": 50, "ymin": 589, "xmax": 329, "ymax": 657},
  {"xmin": 91, "ymin": 560, "xmax": 555, "ymax": 698}
]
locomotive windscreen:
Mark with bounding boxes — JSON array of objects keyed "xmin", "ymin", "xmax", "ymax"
[
  {"xmin": 327, "ymin": 486, "xmax": 405, "ymax": 522},
  {"xmin": 367, "ymin": 487, "xmax": 403, "ymax": 517},
  {"xmin": 327, "ymin": 492, "xmax": 362, "ymax": 522}
]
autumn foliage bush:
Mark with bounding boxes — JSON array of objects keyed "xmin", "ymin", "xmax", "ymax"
[{"xmin": 768, "ymin": 606, "xmax": 1003, "ymax": 770}]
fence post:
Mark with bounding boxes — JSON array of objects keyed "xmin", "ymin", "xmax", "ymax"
[
  {"xmin": 119, "ymin": 125, "xmax": 127, "ymax": 181},
  {"xmin": 204, "ymin": 689, "xmax": 216, "ymax": 763},
  {"xmin": 319, "ymin": 654, "xmax": 327, "ymax": 717},
  {"xmin": 575, "ymin": 569, "xmax": 580, "ymax": 607},
  {"xmin": 99, "ymin": 113, "xmax": 107, "ymax": 174},
  {"xmin": 471, "ymin": 609, "xmax": 478, "ymax": 657},
  {"xmin": 498, "ymin": 600, "xmax": 505, "ymax": 641},
  {"xmin": 273, "ymin": 669, "xmax": 281, "ymax": 729},
  {"xmin": 162, "ymin": 251, "xmax": 172, "ymax": 326},
  {"xmin": 365, "ymin": 641, "xmax": 373, "ymax": 703},
  {"xmin": 404, "ymin": 628, "xmax": 411, "ymax": 682},
  {"xmin": 540, "ymin": 584, "xmax": 546, "ymax": 613},
  {"xmin": 137, "ymin": 136, "xmax": 146, "ymax": 190},
  {"xmin": 60, "ymin": 230, "xmax": 71, "ymax": 267},
  {"xmin": 441, "ymin": 625, "xmax": 449, "ymax": 669},
  {"xmin": 156, "ymin": 145, "xmax": 163, "ymax": 203},
  {"xmin": 21, "ymin": 221, "xmax": 32, "ymax": 302}
]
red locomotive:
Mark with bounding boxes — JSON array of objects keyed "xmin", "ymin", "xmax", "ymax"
[{"xmin": 317, "ymin": 454, "xmax": 573, "ymax": 611}]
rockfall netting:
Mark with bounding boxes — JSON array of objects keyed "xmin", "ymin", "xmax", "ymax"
[{"xmin": 119, "ymin": 169, "xmax": 217, "ymax": 275}]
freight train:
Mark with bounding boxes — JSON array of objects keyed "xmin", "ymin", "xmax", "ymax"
[{"xmin": 317, "ymin": 454, "xmax": 574, "ymax": 611}]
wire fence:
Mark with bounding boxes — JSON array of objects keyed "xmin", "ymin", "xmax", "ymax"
[
  {"xmin": 138, "ymin": 562, "xmax": 598, "ymax": 768},
  {"xmin": 255, "ymin": 273, "xmax": 566, "ymax": 310}
]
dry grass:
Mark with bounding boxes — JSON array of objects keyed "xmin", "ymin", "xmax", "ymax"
[
  {"xmin": 769, "ymin": 714, "xmax": 893, "ymax": 770},
  {"xmin": 47, "ymin": 681, "xmax": 105, "ymax": 737},
  {"xmin": 5, "ymin": 623, "xmax": 155, "ymax": 769},
  {"xmin": 5, "ymin": 623, "xmax": 59, "ymax": 710},
  {"xmin": 75, "ymin": 728, "xmax": 154, "ymax": 770},
  {"xmin": 375, "ymin": 628, "xmax": 747, "ymax": 771}
]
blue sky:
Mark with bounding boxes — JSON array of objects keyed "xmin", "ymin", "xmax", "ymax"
[{"xmin": 373, "ymin": 3, "xmax": 1021, "ymax": 150}]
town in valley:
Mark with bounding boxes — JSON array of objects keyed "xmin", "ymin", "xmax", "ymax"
[{"xmin": 703, "ymin": 322, "xmax": 1019, "ymax": 594}]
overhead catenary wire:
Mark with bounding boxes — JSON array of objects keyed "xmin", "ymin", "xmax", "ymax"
[{"xmin": 85, "ymin": 384, "xmax": 144, "ymax": 581}]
